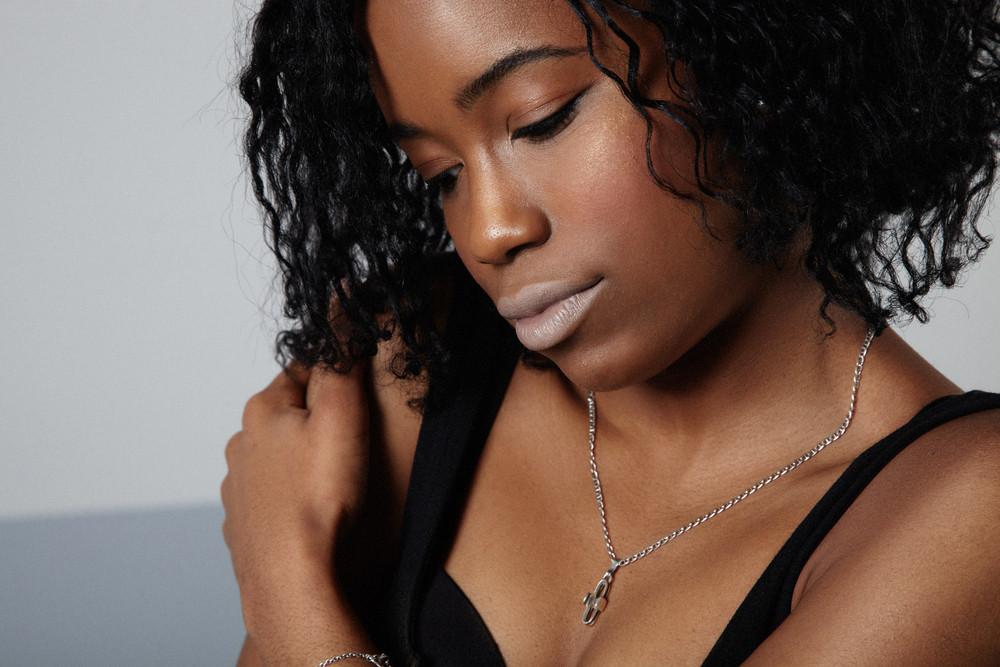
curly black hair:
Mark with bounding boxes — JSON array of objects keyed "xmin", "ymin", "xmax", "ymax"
[{"xmin": 239, "ymin": 0, "xmax": 1000, "ymax": 378}]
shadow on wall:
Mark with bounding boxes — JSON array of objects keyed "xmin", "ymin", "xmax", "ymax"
[{"xmin": 0, "ymin": 504, "xmax": 244, "ymax": 665}]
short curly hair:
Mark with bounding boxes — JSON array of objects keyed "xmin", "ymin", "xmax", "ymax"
[{"xmin": 239, "ymin": 0, "xmax": 1000, "ymax": 377}]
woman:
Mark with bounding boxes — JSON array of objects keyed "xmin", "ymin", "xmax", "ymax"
[{"xmin": 222, "ymin": 0, "xmax": 1000, "ymax": 664}]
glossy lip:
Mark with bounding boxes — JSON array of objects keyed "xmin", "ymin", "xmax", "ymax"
[{"xmin": 497, "ymin": 278, "xmax": 604, "ymax": 351}]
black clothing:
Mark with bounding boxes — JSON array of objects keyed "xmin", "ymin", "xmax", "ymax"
[{"xmin": 375, "ymin": 281, "xmax": 1000, "ymax": 665}]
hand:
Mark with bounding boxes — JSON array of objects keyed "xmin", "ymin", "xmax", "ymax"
[{"xmin": 222, "ymin": 360, "xmax": 370, "ymax": 634}]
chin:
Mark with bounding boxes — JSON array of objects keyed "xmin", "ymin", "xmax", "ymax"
[{"xmin": 545, "ymin": 342, "xmax": 663, "ymax": 392}]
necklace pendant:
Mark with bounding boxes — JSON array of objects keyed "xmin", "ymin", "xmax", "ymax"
[
  {"xmin": 581, "ymin": 575, "xmax": 611, "ymax": 625},
  {"xmin": 582, "ymin": 562, "xmax": 619, "ymax": 626}
]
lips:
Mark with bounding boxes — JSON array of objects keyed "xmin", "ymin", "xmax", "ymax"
[{"xmin": 496, "ymin": 279, "xmax": 604, "ymax": 351}]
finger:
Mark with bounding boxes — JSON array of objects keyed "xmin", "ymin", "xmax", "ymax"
[
  {"xmin": 224, "ymin": 431, "xmax": 246, "ymax": 469},
  {"xmin": 220, "ymin": 477, "xmax": 231, "ymax": 530},
  {"xmin": 250, "ymin": 363, "xmax": 312, "ymax": 415},
  {"xmin": 305, "ymin": 361, "xmax": 369, "ymax": 436},
  {"xmin": 219, "ymin": 473, "xmax": 232, "ymax": 548},
  {"xmin": 282, "ymin": 360, "xmax": 311, "ymax": 387}
]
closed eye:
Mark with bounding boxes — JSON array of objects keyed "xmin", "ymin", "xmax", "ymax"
[
  {"xmin": 426, "ymin": 164, "xmax": 462, "ymax": 196},
  {"xmin": 421, "ymin": 88, "xmax": 589, "ymax": 195},
  {"xmin": 511, "ymin": 89, "xmax": 587, "ymax": 142}
]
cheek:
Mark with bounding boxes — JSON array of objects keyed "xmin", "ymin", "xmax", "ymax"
[
  {"xmin": 538, "ymin": 102, "xmax": 708, "ymax": 262},
  {"xmin": 530, "ymin": 102, "xmax": 648, "ymax": 228}
]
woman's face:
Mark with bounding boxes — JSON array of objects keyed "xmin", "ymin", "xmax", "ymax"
[{"xmin": 367, "ymin": 0, "xmax": 775, "ymax": 390}]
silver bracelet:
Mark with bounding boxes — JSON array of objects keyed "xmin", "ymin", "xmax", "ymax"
[{"xmin": 315, "ymin": 652, "xmax": 391, "ymax": 667}]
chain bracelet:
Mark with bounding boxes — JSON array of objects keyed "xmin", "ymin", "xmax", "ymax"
[{"xmin": 316, "ymin": 652, "xmax": 391, "ymax": 667}]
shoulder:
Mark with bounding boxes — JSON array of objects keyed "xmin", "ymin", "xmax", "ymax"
[
  {"xmin": 362, "ymin": 254, "xmax": 484, "ymax": 509},
  {"xmin": 366, "ymin": 325, "xmax": 425, "ymax": 502},
  {"xmin": 337, "ymin": 262, "xmax": 468, "ymax": 620},
  {"xmin": 855, "ymin": 392, "xmax": 1000, "ymax": 504},
  {"xmin": 852, "ymin": 392, "xmax": 1000, "ymax": 527},
  {"xmin": 839, "ymin": 394, "xmax": 1000, "ymax": 564},
  {"xmin": 749, "ymin": 394, "xmax": 1000, "ymax": 664}
]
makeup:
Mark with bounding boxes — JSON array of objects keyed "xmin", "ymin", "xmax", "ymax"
[{"xmin": 497, "ymin": 279, "xmax": 604, "ymax": 351}]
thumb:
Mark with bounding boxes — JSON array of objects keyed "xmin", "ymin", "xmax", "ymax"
[{"xmin": 304, "ymin": 361, "xmax": 370, "ymax": 441}]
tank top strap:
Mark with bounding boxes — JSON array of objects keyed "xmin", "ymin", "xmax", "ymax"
[
  {"xmin": 379, "ymin": 271, "xmax": 520, "ymax": 666},
  {"xmin": 704, "ymin": 390, "xmax": 1000, "ymax": 665}
]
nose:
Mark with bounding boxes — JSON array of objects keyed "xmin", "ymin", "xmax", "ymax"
[{"xmin": 459, "ymin": 167, "xmax": 550, "ymax": 265}]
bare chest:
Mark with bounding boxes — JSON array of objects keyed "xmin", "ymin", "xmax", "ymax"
[{"xmin": 443, "ymin": 385, "xmax": 856, "ymax": 666}]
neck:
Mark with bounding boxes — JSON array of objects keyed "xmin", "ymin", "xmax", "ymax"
[{"xmin": 587, "ymin": 272, "xmax": 873, "ymax": 478}]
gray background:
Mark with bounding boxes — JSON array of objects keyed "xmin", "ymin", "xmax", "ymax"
[{"xmin": 1, "ymin": 1, "xmax": 998, "ymax": 665}]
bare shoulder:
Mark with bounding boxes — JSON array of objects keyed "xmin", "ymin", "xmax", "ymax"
[
  {"xmin": 860, "ymin": 394, "xmax": 1000, "ymax": 506},
  {"xmin": 338, "ymin": 259, "xmax": 462, "ymax": 616},
  {"xmin": 366, "ymin": 324, "xmax": 426, "ymax": 498},
  {"xmin": 365, "ymin": 255, "xmax": 462, "ymax": 497},
  {"xmin": 747, "ymin": 396, "xmax": 1000, "ymax": 664},
  {"xmin": 846, "ymin": 394, "xmax": 1000, "ymax": 537}
]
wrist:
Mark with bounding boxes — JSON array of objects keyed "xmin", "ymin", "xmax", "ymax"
[
  {"xmin": 242, "ymin": 565, "xmax": 373, "ymax": 667},
  {"xmin": 315, "ymin": 653, "xmax": 391, "ymax": 667},
  {"xmin": 242, "ymin": 543, "xmax": 334, "ymax": 618}
]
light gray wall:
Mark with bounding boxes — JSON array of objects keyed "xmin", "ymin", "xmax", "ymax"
[
  {"xmin": 1, "ymin": 1, "xmax": 278, "ymax": 520},
  {"xmin": 2, "ymin": 0, "xmax": 998, "ymax": 523},
  {"xmin": 2, "ymin": 4, "xmax": 260, "ymax": 661}
]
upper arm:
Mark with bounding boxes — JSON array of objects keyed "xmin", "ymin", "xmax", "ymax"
[
  {"xmin": 746, "ymin": 410, "xmax": 1000, "ymax": 665},
  {"xmin": 334, "ymin": 260, "xmax": 459, "ymax": 623},
  {"xmin": 332, "ymin": 330, "xmax": 426, "ymax": 621}
]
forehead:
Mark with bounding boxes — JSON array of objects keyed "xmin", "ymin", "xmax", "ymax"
[{"xmin": 365, "ymin": 0, "xmax": 586, "ymax": 111}]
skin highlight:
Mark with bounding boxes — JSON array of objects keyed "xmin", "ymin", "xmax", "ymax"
[
  {"xmin": 222, "ymin": 1, "xmax": 1000, "ymax": 665},
  {"xmin": 369, "ymin": 0, "xmax": 780, "ymax": 393}
]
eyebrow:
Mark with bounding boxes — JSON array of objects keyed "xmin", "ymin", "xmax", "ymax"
[
  {"xmin": 387, "ymin": 45, "xmax": 585, "ymax": 142},
  {"xmin": 455, "ymin": 45, "xmax": 586, "ymax": 109}
]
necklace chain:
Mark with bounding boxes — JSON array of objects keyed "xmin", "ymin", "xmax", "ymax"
[{"xmin": 581, "ymin": 328, "xmax": 875, "ymax": 625}]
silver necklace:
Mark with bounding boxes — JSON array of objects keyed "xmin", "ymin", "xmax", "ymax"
[{"xmin": 581, "ymin": 328, "xmax": 875, "ymax": 625}]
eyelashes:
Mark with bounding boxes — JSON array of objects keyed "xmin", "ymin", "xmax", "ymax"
[
  {"xmin": 426, "ymin": 165, "xmax": 462, "ymax": 195},
  {"xmin": 424, "ymin": 88, "xmax": 589, "ymax": 196},
  {"xmin": 511, "ymin": 90, "xmax": 586, "ymax": 142}
]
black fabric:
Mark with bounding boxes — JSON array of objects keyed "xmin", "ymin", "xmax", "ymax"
[
  {"xmin": 376, "ymin": 290, "xmax": 1000, "ymax": 665},
  {"xmin": 703, "ymin": 389, "xmax": 1000, "ymax": 665},
  {"xmin": 417, "ymin": 568, "xmax": 506, "ymax": 666},
  {"xmin": 377, "ymin": 272, "xmax": 521, "ymax": 666}
]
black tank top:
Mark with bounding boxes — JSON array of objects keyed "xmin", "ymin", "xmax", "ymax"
[{"xmin": 373, "ymin": 279, "xmax": 1000, "ymax": 665}]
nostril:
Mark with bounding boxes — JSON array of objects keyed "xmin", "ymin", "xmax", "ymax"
[
  {"xmin": 468, "ymin": 213, "xmax": 551, "ymax": 264},
  {"xmin": 463, "ymin": 170, "xmax": 551, "ymax": 264}
]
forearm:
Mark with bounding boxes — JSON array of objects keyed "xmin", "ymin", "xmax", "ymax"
[
  {"xmin": 237, "ymin": 635, "xmax": 263, "ymax": 667},
  {"xmin": 239, "ymin": 552, "xmax": 378, "ymax": 667},
  {"xmin": 224, "ymin": 361, "xmax": 380, "ymax": 666}
]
